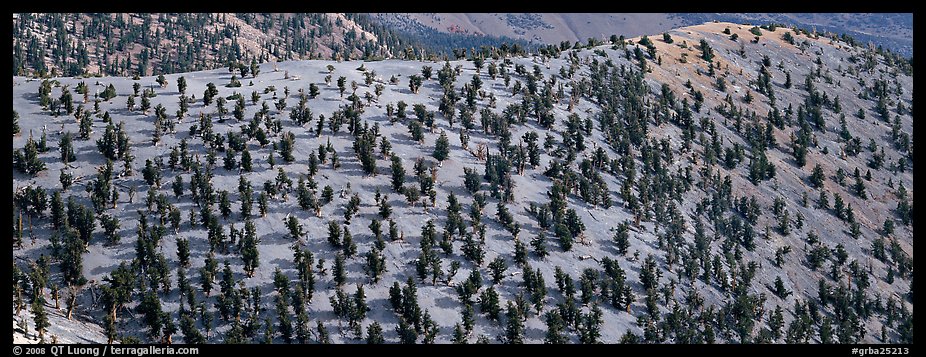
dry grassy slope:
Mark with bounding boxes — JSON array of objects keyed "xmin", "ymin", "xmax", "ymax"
[
  {"xmin": 713, "ymin": 13, "xmax": 913, "ymax": 56},
  {"xmin": 378, "ymin": 13, "xmax": 685, "ymax": 44}
]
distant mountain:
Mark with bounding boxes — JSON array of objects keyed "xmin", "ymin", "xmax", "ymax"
[{"xmin": 374, "ymin": 13, "xmax": 913, "ymax": 57}]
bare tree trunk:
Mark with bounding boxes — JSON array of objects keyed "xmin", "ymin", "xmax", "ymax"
[
  {"xmin": 66, "ymin": 290, "xmax": 77, "ymax": 320},
  {"xmin": 15, "ymin": 287, "xmax": 23, "ymax": 315},
  {"xmin": 67, "ymin": 291, "xmax": 77, "ymax": 320},
  {"xmin": 731, "ymin": 267, "xmax": 737, "ymax": 291}
]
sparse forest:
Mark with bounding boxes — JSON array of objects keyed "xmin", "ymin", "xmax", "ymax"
[{"xmin": 12, "ymin": 20, "xmax": 913, "ymax": 345}]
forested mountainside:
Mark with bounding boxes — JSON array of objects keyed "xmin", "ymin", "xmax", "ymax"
[
  {"xmin": 13, "ymin": 13, "xmax": 910, "ymax": 78},
  {"xmin": 12, "ymin": 22, "xmax": 913, "ymax": 344},
  {"xmin": 11, "ymin": 13, "xmax": 425, "ymax": 78}
]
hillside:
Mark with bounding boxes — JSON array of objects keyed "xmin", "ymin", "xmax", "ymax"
[
  {"xmin": 11, "ymin": 21, "xmax": 914, "ymax": 344},
  {"xmin": 13, "ymin": 303, "xmax": 109, "ymax": 344},
  {"xmin": 373, "ymin": 13, "xmax": 682, "ymax": 47},
  {"xmin": 11, "ymin": 13, "xmax": 419, "ymax": 78},
  {"xmin": 13, "ymin": 13, "xmax": 911, "ymax": 79},
  {"xmin": 679, "ymin": 14, "xmax": 913, "ymax": 57},
  {"xmin": 374, "ymin": 13, "xmax": 913, "ymax": 57}
]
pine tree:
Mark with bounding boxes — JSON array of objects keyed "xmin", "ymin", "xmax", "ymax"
[
  {"xmin": 203, "ymin": 83, "xmax": 218, "ymax": 106},
  {"xmin": 137, "ymin": 290, "xmax": 165, "ymax": 341},
  {"xmin": 342, "ymin": 227, "xmax": 357, "ymax": 257},
  {"xmin": 232, "ymin": 146, "xmax": 249, "ymax": 171},
  {"xmin": 279, "ymin": 131, "xmax": 295, "ymax": 162},
  {"xmin": 452, "ymin": 323, "xmax": 467, "ymax": 344},
  {"xmin": 408, "ymin": 120, "xmax": 424, "ymax": 142},
  {"xmin": 544, "ymin": 311, "xmax": 568, "ymax": 344},
  {"xmin": 223, "ymin": 150, "xmax": 237, "ymax": 171},
  {"xmin": 177, "ymin": 76, "xmax": 187, "ymax": 94},
  {"xmin": 380, "ymin": 200, "xmax": 393, "ymax": 221},
  {"xmin": 31, "ymin": 296, "xmax": 50, "ymax": 342},
  {"xmin": 613, "ymin": 222, "xmax": 630, "ymax": 255},
  {"xmin": 326, "ymin": 220, "xmax": 342, "ymax": 247},
  {"xmin": 241, "ymin": 220, "xmax": 259, "ymax": 277},
  {"xmin": 333, "ymin": 253, "xmax": 347, "ymax": 287},
  {"xmin": 61, "ymin": 227, "xmax": 87, "ymax": 286},
  {"xmin": 142, "ymin": 159, "xmax": 161, "ymax": 186},
  {"xmin": 478, "ymin": 286, "xmax": 501, "ymax": 321},
  {"xmin": 459, "ymin": 169, "xmax": 483, "ymax": 201},
  {"xmin": 433, "ymin": 130, "xmax": 450, "ymax": 161},
  {"xmin": 337, "ymin": 76, "xmax": 347, "ymax": 97},
  {"xmin": 404, "ymin": 185, "xmax": 421, "ymax": 206},
  {"xmin": 366, "ymin": 322, "xmax": 385, "ymax": 344},
  {"xmin": 854, "ymin": 172, "xmax": 868, "ymax": 199},
  {"xmin": 531, "ymin": 233, "xmax": 548, "ymax": 258},
  {"xmin": 578, "ymin": 304, "xmax": 603, "ymax": 344},
  {"xmin": 365, "ymin": 247, "xmax": 387, "ymax": 283},
  {"xmin": 354, "ymin": 130, "xmax": 377, "ymax": 175},
  {"xmin": 773, "ymin": 276, "xmax": 792, "ymax": 299},
  {"xmin": 100, "ymin": 214, "xmax": 120, "ymax": 245},
  {"xmin": 250, "ymin": 59, "xmax": 260, "ymax": 78},
  {"xmin": 13, "ymin": 110, "xmax": 20, "ymax": 135},
  {"xmin": 489, "ymin": 256, "xmax": 508, "ymax": 285},
  {"xmin": 316, "ymin": 321, "xmax": 331, "ymax": 344},
  {"xmin": 100, "ymin": 262, "xmax": 134, "ymax": 343},
  {"xmin": 59, "ymin": 132, "xmax": 76, "ymax": 163},
  {"xmin": 809, "ymin": 164, "xmax": 825, "ymax": 188},
  {"xmin": 408, "ymin": 75, "xmax": 422, "ymax": 94},
  {"xmin": 504, "ymin": 301, "xmax": 524, "ymax": 344},
  {"xmin": 769, "ymin": 306, "xmax": 784, "ymax": 341},
  {"xmin": 141, "ymin": 94, "xmax": 151, "ymax": 114},
  {"xmin": 14, "ymin": 134, "xmax": 46, "ymax": 175},
  {"xmin": 700, "ymin": 39, "xmax": 714, "ymax": 62},
  {"xmin": 819, "ymin": 316, "xmax": 834, "ymax": 344},
  {"xmin": 286, "ymin": 215, "xmax": 303, "ymax": 241},
  {"xmin": 233, "ymin": 96, "xmax": 246, "ymax": 121}
]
